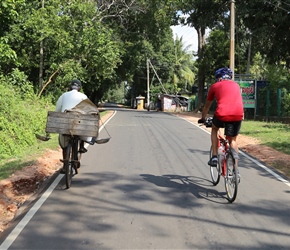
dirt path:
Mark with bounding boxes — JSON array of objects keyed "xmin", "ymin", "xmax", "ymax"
[{"xmin": 1, "ymin": 110, "xmax": 289, "ymax": 233}]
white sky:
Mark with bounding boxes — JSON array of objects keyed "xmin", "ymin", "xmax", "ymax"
[{"xmin": 170, "ymin": 25, "xmax": 198, "ymax": 52}]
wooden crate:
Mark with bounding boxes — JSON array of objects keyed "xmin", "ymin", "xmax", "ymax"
[{"xmin": 45, "ymin": 111, "xmax": 99, "ymax": 137}]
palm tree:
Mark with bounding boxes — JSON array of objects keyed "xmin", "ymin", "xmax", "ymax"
[{"xmin": 172, "ymin": 35, "xmax": 196, "ymax": 93}]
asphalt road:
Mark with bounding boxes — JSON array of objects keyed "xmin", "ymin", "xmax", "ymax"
[{"xmin": 1, "ymin": 106, "xmax": 290, "ymax": 249}]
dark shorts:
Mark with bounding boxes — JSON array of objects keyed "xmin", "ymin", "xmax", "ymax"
[{"xmin": 212, "ymin": 115, "xmax": 242, "ymax": 137}]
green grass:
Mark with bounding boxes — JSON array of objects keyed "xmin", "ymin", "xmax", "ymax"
[
  {"xmin": 241, "ymin": 120, "xmax": 290, "ymax": 155},
  {"xmin": 0, "ymin": 134, "xmax": 59, "ymax": 180},
  {"xmin": 0, "ymin": 110, "xmax": 110, "ymax": 181}
]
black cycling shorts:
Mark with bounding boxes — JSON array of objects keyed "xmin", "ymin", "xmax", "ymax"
[{"xmin": 212, "ymin": 115, "xmax": 242, "ymax": 137}]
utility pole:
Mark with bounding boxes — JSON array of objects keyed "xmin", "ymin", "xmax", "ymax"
[
  {"xmin": 230, "ymin": 0, "xmax": 235, "ymax": 79},
  {"xmin": 147, "ymin": 58, "xmax": 150, "ymax": 107}
]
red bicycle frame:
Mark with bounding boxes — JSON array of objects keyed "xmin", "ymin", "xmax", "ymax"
[{"xmin": 217, "ymin": 134, "xmax": 230, "ymax": 176}]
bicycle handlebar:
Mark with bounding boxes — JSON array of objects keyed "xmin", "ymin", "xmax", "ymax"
[{"xmin": 198, "ymin": 117, "xmax": 213, "ymax": 127}]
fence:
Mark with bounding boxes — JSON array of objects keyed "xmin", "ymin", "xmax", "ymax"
[{"xmin": 254, "ymin": 86, "xmax": 290, "ymax": 123}]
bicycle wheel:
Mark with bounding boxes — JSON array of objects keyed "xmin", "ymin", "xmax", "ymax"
[
  {"xmin": 224, "ymin": 152, "xmax": 238, "ymax": 203},
  {"xmin": 209, "ymin": 145, "xmax": 220, "ymax": 185},
  {"xmin": 65, "ymin": 144, "xmax": 73, "ymax": 189},
  {"xmin": 72, "ymin": 139, "xmax": 80, "ymax": 174}
]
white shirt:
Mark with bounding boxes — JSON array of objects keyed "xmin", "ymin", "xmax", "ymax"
[{"xmin": 55, "ymin": 89, "xmax": 88, "ymax": 112}]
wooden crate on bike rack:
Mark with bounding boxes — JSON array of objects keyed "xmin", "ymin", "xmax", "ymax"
[{"xmin": 45, "ymin": 111, "xmax": 100, "ymax": 137}]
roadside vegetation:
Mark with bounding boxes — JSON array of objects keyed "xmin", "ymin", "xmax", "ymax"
[
  {"xmin": 241, "ymin": 120, "xmax": 290, "ymax": 177},
  {"xmin": 241, "ymin": 120, "xmax": 290, "ymax": 155},
  {"xmin": 0, "ymin": 80, "xmax": 108, "ymax": 181},
  {"xmin": 0, "ymin": 1, "xmax": 290, "ymax": 180}
]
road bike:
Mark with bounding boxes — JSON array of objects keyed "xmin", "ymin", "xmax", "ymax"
[{"xmin": 203, "ymin": 117, "xmax": 240, "ymax": 203}]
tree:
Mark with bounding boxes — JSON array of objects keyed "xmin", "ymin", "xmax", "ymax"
[
  {"xmin": 0, "ymin": 0, "xmax": 25, "ymax": 71},
  {"xmin": 177, "ymin": 0, "xmax": 230, "ymax": 109},
  {"xmin": 3, "ymin": 0, "xmax": 123, "ymax": 103},
  {"xmin": 172, "ymin": 36, "xmax": 196, "ymax": 93},
  {"xmin": 236, "ymin": 1, "xmax": 290, "ymax": 68},
  {"xmin": 107, "ymin": 0, "xmax": 179, "ymax": 104}
]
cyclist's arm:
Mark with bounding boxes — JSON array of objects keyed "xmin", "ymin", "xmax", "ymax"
[
  {"xmin": 201, "ymin": 99, "xmax": 213, "ymax": 120},
  {"xmin": 55, "ymin": 95, "xmax": 63, "ymax": 112}
]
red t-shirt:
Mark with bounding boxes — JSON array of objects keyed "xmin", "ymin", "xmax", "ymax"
[{"xmin": 207, "ymin": 79, "xmax": 244, "ymax": 121}]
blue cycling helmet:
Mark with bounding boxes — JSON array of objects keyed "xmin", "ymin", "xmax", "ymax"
[{"xmin": 214, "ymin": 67, "xmax": 233, "ymax": 81}]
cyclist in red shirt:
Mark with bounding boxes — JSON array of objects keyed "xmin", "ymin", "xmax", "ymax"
[{"xmin": 198, "ymin": 67, "xmax": 244, "ymax": 166}]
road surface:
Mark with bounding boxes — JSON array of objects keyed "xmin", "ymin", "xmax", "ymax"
[{"xmin": 1, "ymin": 106, "xmax": 290, "ymax": 249}]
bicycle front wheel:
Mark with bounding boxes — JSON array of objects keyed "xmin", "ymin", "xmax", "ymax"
[
  {"xmin": 65, "ymin": 144, "xmax": 73, "ymax": 189},
  {"xmin": 209, "ymin": 145, "xmax": 220, "ymax": 185},
  {"xmin": 224, "ymin": 152, "xmax": 238, "ymax": 203}
]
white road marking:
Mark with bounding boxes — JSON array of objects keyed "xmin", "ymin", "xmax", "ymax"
[{"xmin": 0, "ymin": 174, "xmax": 63, "ymax": 250}]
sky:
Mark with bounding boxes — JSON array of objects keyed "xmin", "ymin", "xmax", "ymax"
[{"xmin": 170, "ymin": 25, "xmax": 198, "ymax": 52}]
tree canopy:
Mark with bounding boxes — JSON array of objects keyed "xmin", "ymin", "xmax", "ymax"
[{"xmin": 0, "ymin": 0, "xmax": 289, "ymax": 107}]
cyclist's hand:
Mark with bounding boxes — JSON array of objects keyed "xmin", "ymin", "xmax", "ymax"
[{"xmin": 198, "ymin": 118, "xmax": 205, "ymax": 124}]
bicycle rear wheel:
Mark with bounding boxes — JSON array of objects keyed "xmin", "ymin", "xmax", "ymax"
[
  {"xmin": 65, "ymin": 144, "xmax": 73, "ymax": 189},
  {"xmin": 224, "ymin": 152, "xmax": 238, "ymax": 203},
  {"xmin": 209, "ymin": 145, "xmax": 220, "ymax": 185}
]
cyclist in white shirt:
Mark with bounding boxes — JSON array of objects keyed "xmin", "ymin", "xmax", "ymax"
[
  {"xmin": 56, "ymin": 79, "xmax": 88, "ymax": 112},
  {"xmin": 56, "ymin": 79, "xmax": 88, "ymax": 173}
]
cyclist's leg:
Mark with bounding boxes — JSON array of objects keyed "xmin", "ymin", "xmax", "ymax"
[
  {"xmin": 225, "ymin": 121, "xmax": 242, "ymax": 183},
  {"xmin": 58, "ymin": 134, "xmax": 70, "ymax": 173},
  {"xmin": 209, "ymin": 116, "xmax": 224, "ymax": 166},
  {"xmin": 211, "ymin": 124, "xmax": 219, "ymax": 156},
  {"xmin": 230, "ymin": 136, "xmax": 238, "ymax": 155},
  {"xmin": 78, "ymin": 140, "xmax": 87, "ymax": 153}
]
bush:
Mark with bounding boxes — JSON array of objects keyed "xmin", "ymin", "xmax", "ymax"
[{"xmin": 0, "ymin": 78, "xmax": 54, "ymax": 160}]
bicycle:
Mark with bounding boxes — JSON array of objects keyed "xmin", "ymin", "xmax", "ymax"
[
  {"xmin": 36, "ymin": 133, "xmax": 83, "ymax": 189},
  {"xmin": 40, "ymin": 110, "xmax": 110, "ymax": 189},
  {"xmin": 62, "ymin": 135, "xmax": 82, "ymax": 189},
  {"xmin": 202, "ymin": 117, "xmax": 240, "ymax": 203}
]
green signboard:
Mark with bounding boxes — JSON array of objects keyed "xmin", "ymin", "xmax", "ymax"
[{"xmin": 237, "ymin": 80, "xmax": 255, "ymax": 108}]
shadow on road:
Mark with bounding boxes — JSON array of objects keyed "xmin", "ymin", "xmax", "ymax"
[{"xmin": 140, "ymin": 173, "xmax": 229, "ymax": 204}]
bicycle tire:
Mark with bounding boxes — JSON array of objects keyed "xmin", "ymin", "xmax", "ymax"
[
  {"xmin": 224, "ymin": 152, "xmax": 238, "ymax": 203},
  {"xmin": 65, "ymin": 144, "xmax": 73, "ymax": 189},
  {"xmin": 72, "ymin": 139, "xmax": 79, "ymax": 174},
  {"xmin": 209, "ymin": 145, "xmax": 220, "ymax": 185}
]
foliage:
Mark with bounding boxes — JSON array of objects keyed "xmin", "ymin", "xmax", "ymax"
[
  {"xmin": 201, "ymin": 28, "xmax": 230, "ymax": 85},
  {"xmin": 172, "ymin": 36, "xmax": 196, "ymax": 93},
  {"xmin": 0, "ymin": 0, "xmax": 289, "ymax": 114},
  {"xmin": 103, "ymin": 82, "xmax": 126, "ymax": 103},
  {"xmin": 281, "ymin": 88, "xmax": 290, "ymax": 117},
  {"xmin": 1, "ymin": 0, "xmax": 124, "ymax": 103},
  {"xmin": 0, "ymin": 79, "xmax": 53, "ymax": 160},
  {"xmin": 236, "ymin": 1, "xmax": 290, "ymax": 67}
]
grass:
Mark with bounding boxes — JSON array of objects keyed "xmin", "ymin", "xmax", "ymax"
[
  {"xmin": 0, "ymin": 133, "xmax": 59, "ymax": 180},
  {"xmin": 240, "ymin": 120, "xmax": 290, "ymax": 155},
  {"xmin": 0, "ymin": 110, "xmax": 109, "ymax": 181}
]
